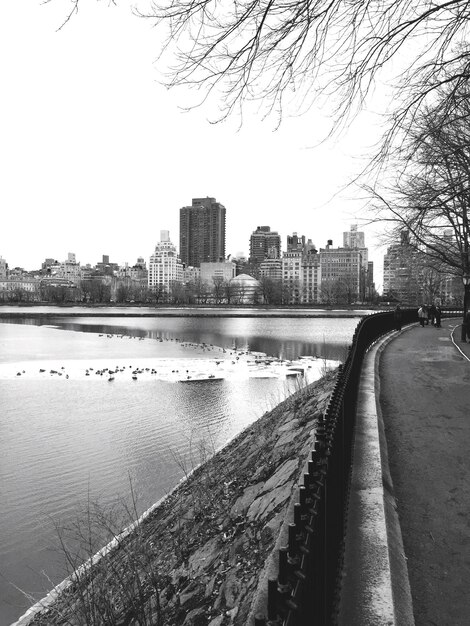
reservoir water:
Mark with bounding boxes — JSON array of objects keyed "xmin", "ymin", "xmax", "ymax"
[{"xmin": 0, "ymin": 309, "xmax": 363, "ymax": 624}]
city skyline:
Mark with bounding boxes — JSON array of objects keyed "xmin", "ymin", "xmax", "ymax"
[
  {"xmin": 1, "ymin": 220, "xmax": 371, "ymax": 270},
  {"xmin": 0, "ymin": 2, "xmax": 389, "ymax": 287}
]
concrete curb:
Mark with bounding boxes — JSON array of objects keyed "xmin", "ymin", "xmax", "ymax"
[{"xmin": 338, "ymin": 328, "xmax": 415, "ymax": 625}]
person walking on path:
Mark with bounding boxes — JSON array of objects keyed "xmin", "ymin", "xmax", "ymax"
[
  {"xmin": 418, "ymin": 305, "xmax": 427, "ymax": 327},
  {"xmin": 434, "ymin": 305, "xmax": 442, "ymax": 328},
  {"xmin": 429, "ymin": 303, "xmax": 437, "ymax": 326},
  {"xmin": 425, "ymin": 304, "xmax": 431, "ymax": 325},
  {"xmin": 379, "ymin": 323, "xmax": 470, "ymax": 625},
  {"xmin": 465, "ymin": 310, "xmax": 470, "ymax": 342}
]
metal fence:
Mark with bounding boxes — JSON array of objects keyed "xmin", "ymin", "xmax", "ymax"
[{"xmin": 254, "ymin": 308, "xmax": 420, "ymax": 626}]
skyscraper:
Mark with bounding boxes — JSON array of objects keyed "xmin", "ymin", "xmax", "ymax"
[
  {"xmin": 282, "ymin": 237, "xmax": 320, "ymax": 304},
  {"xmin": 343, "ymin": 224, "xmax": 368, "ymax": 269},
  {"xmin": 319, "ymin": 240, "xmax": 365, "ymax": 304},
  {"xmin": 383, "ymin": 230, "xmax": 423, "ymax": 304},
  {"xmin": 148, "ymin": 230, "xmax": 183, "ymax": 293},
  {"xmin": 343, "ymin": 224, "xmax": 365, "ymax": 249},
  {"xmin": 179, "ymin": 197, "xmax": 226, "ymax": 267},
  {"xmin": 249, "ymin": 226, "xmax": 281, "ymax": 263}
]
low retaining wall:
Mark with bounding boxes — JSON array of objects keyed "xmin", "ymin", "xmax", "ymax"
[{"xmin": 338, "ymin": 330, "xmax": 415, "ymax": 625}]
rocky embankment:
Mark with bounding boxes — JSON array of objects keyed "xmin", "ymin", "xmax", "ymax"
[{"xmin": 24, "ymin": 370, "xmax": 336, "ymax": 626}]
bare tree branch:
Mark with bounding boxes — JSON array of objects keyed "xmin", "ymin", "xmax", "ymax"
[{"xmin": 368, "ymin": 74, "xmax": 470, "ymax": 280}]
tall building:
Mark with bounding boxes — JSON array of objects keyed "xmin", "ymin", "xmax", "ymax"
[
  {"xmin": 0, "ymin": 256, "xmax": 7, "ymax": 279},
  {"xmin": 282, "ymin": 238, "xmax": 320, "ymax": 304},
  {"xmin": 148, "ymin": 230, "xmax": 183, "ymax": 293},
  {"xmin": 383, "ymin": 231, "xmax": 423, "ymax": 304},
  {"xmin": 343, "ymin": 224, "xmax": 368, "ymax": 270},
  {"xmin": 287, "ymin": 233, "xmax": 306, "ymax": 252},
  {"xmin": 343, "ymin": 224, "xmax": 365, "ymax": 249},
  {"xmin": 179, "ymin": 197, "xmax": 226, "ymax": 267},
  {"xmin": 249, "ymin": 226, "xmax": 281, "ymax": 263},
  {"xmin": 259, "ymin": 258, "xmax": 282, "ymax": 281},
  {"xmin": 365, "ymin": 261, "xmax": 375, "ymax": 301},
  {"xmin": 57, "ymin": 253, "xmax": 81, "ymax": 285},
  {"xmin": 301, "ymin": 249, "xmax": 321, "ymax": 304},
  {"xmin": 319, "ymin": 240, "xmax": 365, "ymax": 304}
]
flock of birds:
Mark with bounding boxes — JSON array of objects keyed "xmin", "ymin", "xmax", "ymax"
[{"xmin": 14, "ymin": 331, "xmax": 263, "ymax": 382}]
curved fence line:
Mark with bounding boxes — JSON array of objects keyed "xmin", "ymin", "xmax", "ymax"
[{"xmin": 254, "ymin": 309, "xmax": 422, "ymax": 626}]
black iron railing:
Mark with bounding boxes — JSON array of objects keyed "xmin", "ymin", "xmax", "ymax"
[{"xmin": 254, "ymin": 309, "xmax": 419, "ymax": 626}]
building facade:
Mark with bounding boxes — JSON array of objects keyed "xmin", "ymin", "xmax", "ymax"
[
  {"xmin": 383, "ymin": 232, "xmax": 424, "ymax": 304},
  {"xmin": 319, "ymin": 242, "xmax": 364, "ymax": 304},
  {"xmin": 343, "ymin": 224, "xmax": 365, "ymax": 249},
  {"xmin": 343, "ymin": 224, "xmax": 368, "ymax": 272},
  {"xmin": 56, "ymin": 253, "xmax": 82, "ymax": 285},
  {"xmin": 301, "ymin": 250, "xmax": 321, "ymax": 304},
  {"xmin": 200, "ymin": 261, "xmax": 236, "ymax": 283},
  {"xmin": 249, "ymin": 226, "xmax": 281, "ymax": 263},
  {"xmin": 148, "ymin": 230, "xmax": 183, "ymax": 293},
  {"xmin": 95, "ymin": 255, "xmax": 119, "ymax": 276},
  {"xmin": 282, "ymin": 245, "xmax": 321, "ymax": 304},
  {"xmin": 179, "ymin": 197, "xmax": 226, "ymax": 267},
  {"xmin": 282, "ymin": 250, "xmax": 302, "ymax": 303},
  {"xmin": 182, "ymin": 266, "xmax": 201, "ymax": 284},
  {"xmin": 259, "ymin": 258, "xmax": 283, "ymax": 281},
  {"xmin": 0, "ymin": 278, "xmax": 39, "ymax": 301}
]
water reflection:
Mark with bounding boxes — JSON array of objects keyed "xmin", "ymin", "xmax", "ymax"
[{"xmin": 1, "ymin": 314, "xmax": 357, "ymax": 361}]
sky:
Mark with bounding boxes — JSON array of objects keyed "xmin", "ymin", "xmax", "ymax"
[{"xmin": 0, "ymin": 1, "xmax": 391, "ymax": 289}]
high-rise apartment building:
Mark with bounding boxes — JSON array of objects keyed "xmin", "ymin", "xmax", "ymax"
[
  {"xmin": 282, "ymin": 235, "xmax": 320, "ymax": 304},
  {"xmin": 343, "ymin": 224, "xmax": 365, "ymax": 249},
  {"xmin": 319, "ymin": 240, "xmax": 365, "ymax": 304},
  {"xmin": 287, "ymin": 233, "xmax": 306, "ymax": 252},
  {"xmin": 249, "ymin": 226, "xmax": 281, "ymax": 263},
  {"xmin": 301, "ymin": 249, "xmax": 321, "ymax": 304},
  {"xmin": 259, "ymin": 258, "xmax": 283, "ymax": 281},
  {"xmin": 57, "ymin": 253, "xmax": 81, "ymax": 284},
  {"xmin": 148, "ymin": 230, "xmax": 183, "ymax": 293},
  {"xmin": 179, "ymin": 197, "xmax": 226, "ymax": 267},
  {"xmin": 383, "ymin": 231, "xmax": 423, "ymax": 304},
  {"xmin": 343, "ymin": 224, "xmax": 368, "ymax": 270},
  {"xmin": 0, "ymin": 256, "xmax": 7, "ymax": 279}
]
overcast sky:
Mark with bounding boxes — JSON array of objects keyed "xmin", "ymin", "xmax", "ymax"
[{"xmin": 0, "ymin": 1, "xmax": 391, "ymax": 288}]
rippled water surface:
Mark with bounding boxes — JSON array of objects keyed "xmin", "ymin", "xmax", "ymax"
[{"xmin": 0, "ymin": 311, "xmax": 361, "ymax": 624}]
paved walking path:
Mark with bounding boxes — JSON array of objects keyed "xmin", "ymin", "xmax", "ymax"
[{"xmin": 379, "ymin": 320, "xmax": 470, "ymax": 626}]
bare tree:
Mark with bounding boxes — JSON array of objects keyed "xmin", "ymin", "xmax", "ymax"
[
  {"xmin": 191, "ymin": 277, "xmax": 210, "ymax": 304},
  {"xmin": 368, "ymin": 76, "xmax": 470, "ymax": 321},
  {"xmin": 257, "ymin": 276, "xmax": 284, "ymax": 305},
  {"xmin": 133, "ymin": 2, "xmax": 470, "ymax": 133},
  {"xmin": 211, "ymin": 276, "xmax": 225, "ymax": 304},
  {"xmin": 223, "ymin": 279, "xmax": 236, "ymax": 305},
  {"xmin": 149, "ymin": 284, "xmax": 167, "ymax": 304},
  {"xmin": 51, "ymin": 1, "xmax": 470, "ymax": 148}
]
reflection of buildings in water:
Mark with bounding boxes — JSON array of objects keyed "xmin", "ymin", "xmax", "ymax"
[
  {"xmin": 245, "ymin": 337, "xmax": 347, "ymax": 361},
  {"xmin": 1, "ymin": 318, "xmax": 350, "ymax": 361},
  {"xmin": 1, "ymin": 316, "xmax": 40, "ymax": 327}
]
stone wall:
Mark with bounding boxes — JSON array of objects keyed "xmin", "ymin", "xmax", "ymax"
[{"xmin": 21, "ymin": 370, "xmax": 336, "ymax": 626}]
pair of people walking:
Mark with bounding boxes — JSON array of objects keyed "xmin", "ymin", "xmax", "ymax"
[{"xmin": 418, "ymin": 304, "xmax": 441, "ymax": 328}]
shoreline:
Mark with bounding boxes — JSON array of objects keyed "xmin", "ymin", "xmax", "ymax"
[{"xmin": 11, "ymin": 370, "xmax": 337, "ymax": 626}]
